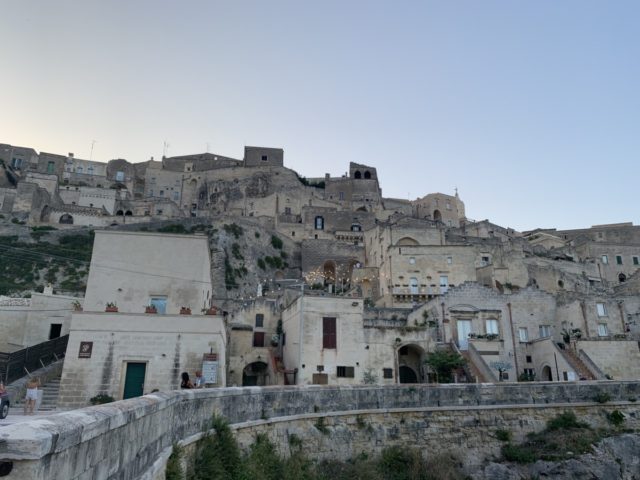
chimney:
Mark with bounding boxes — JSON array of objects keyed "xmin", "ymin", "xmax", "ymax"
[{"xmin": 68, "ymin": 153, "xmax": 74, "ymax": 158}]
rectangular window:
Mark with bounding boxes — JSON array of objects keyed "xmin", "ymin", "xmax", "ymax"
[
  {"xmin": 597, "ymin": 324, "xmax": 608, "ymax": 337},
  {"xmin": 526, "ymin": 355, "xmax": 532, "ymax": 363},
  {"xmin": 159, "ymin": 190, "xmax": 164, "ymax": 197},
  {"xmin": 116, "ymin": 171, "xmax": 125, "ymax": 181},
  {"xmin": 447, "ymin": 256, "xmax": 453, "ymax": 265},
  {"xmin": 322, "ymin": 317, "xmax": 336, "ymax": 349},
  {"xmin": 339, "ymin": 192, "xmax": 345, "ymax": 201},
  {"xmin": 336, "ymin": 366, "xmax": 354, "ymax": 378},
  {"xmin": 616, "ymin": 255, "xmax": 623, "ymax": 265},
  {"xmin": 173, "ymin": 191, "xmax": 179, "ymax": 201},
  {"xmin": 481, "ymin": 256, "xmax": 490, "ymax": 266},
  {"xmin": 149, "ymin": 296, "xmax": 167, "ymax": 314},
  {"xmin": 539, "ymin": 325, "xmax": 551, "ymax": 338},
  {"xmin": 87, "ymin": 166, "xmax": 94, "ymax": 175},
  {"xmin": 485, "ymin": 319, "xmax": 499, "ymax": 335},
  {"xmin": 284, "ymin": 207, "xmax": 291, "ymax": 214},
  {"xmin": 524, "ymin": 368, "xmax": 535, "ymax": 377},
  {"xmin": 409, "ymin": 257, "xmax": 416, "ymax": 265},
  {"xmin": 47, "ymin": 161, "xmax": 55, "ymax": 174},
  {"xmin": 596, "ymin": 303, "xmax": 607, "ymax": 317},
  {"xmin": 49, "ymin": 323, "xmax": 62, "ymax": 340},
  {"xmin": 261, "ymin": 155, "xmax": 268, "ymax": 161},
  {"xmin": 253, "ymin": 331, "xmax": 265, "ymax": 347},
  {"xmin": 439, "ymin": 275, "xmax": 448, "ymax": 293},
  {"xmin": 383, "ymin": 368, "xmax": 393, "ymax": 379},
  {"xmin": 601, "ymin": 255, "xmax": 608, "ymax": 264},
  {"xmin": 315, "ymin": 216, "xmax": 324, "ymax": 230},
  {"xmin": 255, "ymin": 313, "xmax": 264, "ymax": 328},
  {"xmin": 634, "ymin": 256, "xmax": 639, "ymax": 265},
  {"xmin": 518, "ymin": 328, "xmax": 529, "ymax": 342},
  {"xmin": 76, "ymin": 166, "xmax": 83, "ymax": 173}
]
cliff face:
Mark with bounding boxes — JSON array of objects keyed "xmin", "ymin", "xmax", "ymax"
[{"xmin": 474, "ymin": 434, "xmax": 640, "ymax": 480}]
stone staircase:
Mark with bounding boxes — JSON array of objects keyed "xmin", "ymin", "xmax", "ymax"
[
  {"xmin": 459, "ymin": 350, "xmax": 487, "ymax": 382},
  {"xmin": 14, "ymin": 375, "xmax": 61, "ymax": 412},
  {"xmin": 557, "ymin": 346, "xmax": 596, "ymax": 380}
]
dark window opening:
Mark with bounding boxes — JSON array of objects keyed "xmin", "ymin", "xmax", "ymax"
[
  {"xmin": 526, "ymin": 355, "xmax": 532, "ymax": 363},
  {"xmin": 364, "ymin": 171, "xmax": 371, "ymax": 179},
  {"xmin": 616, "ymin": 255, "xmax": 623, "ymax": 265},
  {"xmin": 337, "ymin": 366, "xmax": 354, "ymax": 378},
  {"xmin": 383, "ymin": 368, "xmax": 393, "ymax": 379},
  {"xmin": 261, "ymin": 155, "xmax": 268, "ymax": 161},
  {"xmin": 49, "ymin": 323, "xmax": 62, "ymax": 340},
  {"xmin": 255, "ymin": 313, "xmax": 264, "ymax": 328},
  {"xmin": 354, "ymin": 170, "xmax": 362, "ymax": 179}
]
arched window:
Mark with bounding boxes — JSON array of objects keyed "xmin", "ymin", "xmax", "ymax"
[
  {"xmin": 354, "ymin": 171, "xmax": 362, "ymax": 179},
  {"xmin": 116, "ymin": 210, "xmax": 124, "ymax": 216},
  {"xmin": 315, "ymin": 216, "xmax": 324, "ymax": 230},
  {"xmin": 619, "ymin": 273, "xmax": 627, "ymax": 283},
  {"xmin": 364, "ymin": 171, "xmax": 371, "ymax": 179},
  {"xmin": 125, "ymin": 210, "xmax": 133, "ymax": 216},
  {"xmin": 351, "ymin": 223, "xmax": 361, "ymax": 232},
  {"xmin": 433, "ymin": 210, "xmax": 442, "ymax": 222}
]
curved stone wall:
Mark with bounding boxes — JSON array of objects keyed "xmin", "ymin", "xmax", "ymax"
[{"xmin": 1, "ymin": 382, "xmax": 640, "ymax": 480}]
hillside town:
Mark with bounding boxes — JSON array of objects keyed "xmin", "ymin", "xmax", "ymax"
[{"xmin": 1, "ymin": 140, "xmax": 639, "ymax": 409}]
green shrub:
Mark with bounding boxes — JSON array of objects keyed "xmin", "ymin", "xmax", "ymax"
[
  {"xmin": 608, "ymin": 410, "xmax": 625, "ymax": 427},
  {"xmin": 242, "ymin": 434, "xmax": 283, "ymax": 480},
  {"xmin": 594, "ymin": 392, "xmax": 611, "ymax": 404},
  {"xmin": 223, "ymin": 223, "xmax": 243, "ymax": 239},
  {"xmin": 190, "ymin": 416, "xmax": 243, "ymax": 480},
  {"xmin": 257, "ymin": 258, "xmax": 266, "ymax": 270},
  {"xmin": 157, "ymin": 224, "xmax": 188, "ymax": 234},
  {"xmin": 271, "ymin": 235, "xmax": 283, "ymax": 249},
  {"xmin": 231, "ymin": 243, "xmax": 243, "ymax": 260},
  {"xmin": 546, "ymin": 411, "xmax": 589, "ymax": 431},
  {"xmin": 166, "ymin": 443, "xmax": 184, "ymax": 480},
  {"xmin": 502, "ymin": 443, "xmax": 536, "ymax": 464},
  {"xmin": 314, "ymin": 417, "xmax": 329, "ymax": 434},
  {"xmin": 89, "ymin": 394, "xmax": 114, "ymax": 405},
  {"xmin": 424, "ymin": 351, "xmax": 466, "ymax": 383},
  {"xmin": 495, "ymin": 429, "xmax": 511, "ymax": 442}
]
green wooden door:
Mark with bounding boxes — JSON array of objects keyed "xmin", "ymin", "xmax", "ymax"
[{"xmin": 123, "ymin": 362, "xmax": 146, "ymax": 399}]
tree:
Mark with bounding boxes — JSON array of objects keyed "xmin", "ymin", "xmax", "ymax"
[
  {"xmin": 424, "ymin": 351, "xmax": 466, "ymax": 383},
  {"xmin": 490, "ymin": 361, "xmax": 513, "ymax": 381}
]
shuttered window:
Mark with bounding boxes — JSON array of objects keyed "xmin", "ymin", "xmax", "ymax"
[
  {"xmin": 323, "ymin": 317, "xmax": 336, "ymax": 349},
  {"xmin": 253, "ymin": 332, "xmax": 265, "ymax": 347}
]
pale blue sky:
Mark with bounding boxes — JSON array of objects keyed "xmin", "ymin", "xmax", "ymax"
[{"xmin": 1, "ymin": 1, "xmax": 638, "ymax": 231}]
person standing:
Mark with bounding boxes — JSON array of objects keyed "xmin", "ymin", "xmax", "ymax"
[
  {"xmin": 24, "ymin": 377, "xmax": 40, "ymax": 415},
  {"xmin": 180, "ymin": 372, "xmax": 194, "ymax": 389},
  {"xmin": 194, "ymin": 370, "xmax": 205, "ymax": 388}
]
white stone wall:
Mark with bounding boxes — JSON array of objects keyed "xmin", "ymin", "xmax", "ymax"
[
  {"xmin": 83, "ymin": 231, "xmax": 213, "ymax": 314},
  {"xmin": 58, "ymin": 313, "xmax": 226, "ymax": 407}
]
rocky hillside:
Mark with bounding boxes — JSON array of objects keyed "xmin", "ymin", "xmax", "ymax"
[{"xmin": 0, "ymin": 215, "xmax": 301, "ymax": 302}]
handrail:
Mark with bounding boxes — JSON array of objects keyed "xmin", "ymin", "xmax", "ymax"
[
  {"xmin": 467, "ymin": 342, "xmax": 498, "ymax": 382},
  {"xmin": 0, "ymin": 335, "xmax": 69, "ymax": 384},
  {"xmin": 578, "ymin": 349, "xmax": 607, "ymax": 380}
]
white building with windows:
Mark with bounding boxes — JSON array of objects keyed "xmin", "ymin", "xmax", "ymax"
[{"xmin": 58, "ymin": 230, "xmax": 226, "ymax": 408}]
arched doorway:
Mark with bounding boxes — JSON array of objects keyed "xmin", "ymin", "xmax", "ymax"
[
  {"xmin": 397, "ymin": 344, "xmax": 425, "ymax": 383},
  {"xmin": 40, "ymin": 205, "xmax": 50, "ymax": 222},
  {"xmin": 323, "ymin": 260, "xmax": 336, "ymax": 286},
  {"xmin": 125, "ymin": 210, "xmax": 133, "ymax": 216},
  {"xmin": 242, "ymin": 361, "xmax": 269, "ymax": 386},
  {"xmin": 541, "ymin": 365, "xmax": 553, "ymax": 381},
  {"xmin": 399, "ymin": 366, "xmax": 418, "ymax": 383},
  {"xmin": 59, "ymin": 214, "xmax": 74, "ymax": 224},
  {"xmin": 433, "ymin": 210, "xmax": 442, "ymax": 222},
  {"xmin": 364, "ymin": 171, "xmax": 371, "ymax": 179},
  {"xmin": 619, "ymin": 273, "xmax": 627, "ymax": 283},
  {"xmin": 116, "ymin": 210, "xmax": 124, "ymax": 216}
]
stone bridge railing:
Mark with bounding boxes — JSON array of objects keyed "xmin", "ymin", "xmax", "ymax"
[{"xmin": 1, "ymin": 381, "xmax": 640, "ymax": 480}]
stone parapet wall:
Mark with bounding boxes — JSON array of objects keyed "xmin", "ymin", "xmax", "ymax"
[{"xmin": 2, "ymin": 382, "xmax": 640, "ymax": 480}]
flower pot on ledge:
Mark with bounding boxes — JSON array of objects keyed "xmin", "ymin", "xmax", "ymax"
[
  {"xmin": 180, "ymin": 307, "xmax": 192, "ymax": 315},
  {"xmin": 105, "ymin": 305, "xmax": 118, "ymax": 313},
  {"xmin": 204, "ymin": 306, "xmax": 218, "ymax": 315},
  {"xmin": 145, "ymin": 306, "xmax": 158, "ymax": 314}
]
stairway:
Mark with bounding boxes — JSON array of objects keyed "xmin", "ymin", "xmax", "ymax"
[
  {"xmin": 14, "ymin": 376, "xmax": 61, "ymax": 413},
  {"xmin": 459, "ymin": 351, "xmax": 486, "ymax": 383},
  {"xmin": 557, "ymin": 346, "xmax": 596, "ymax": 380}
]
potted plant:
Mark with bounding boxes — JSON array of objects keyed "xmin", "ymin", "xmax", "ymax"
[
  {"xmin": 71, "ymin": 300, "xmax": 82, "ymax": 312},
  {"xmin": 180, "ymin": 306, "xmax": 191, "ymax": 315},
  {"xmin": 145, "ymin": 305, "xmax": 157, "ymax": 314},
  {"xmin": 105, "ymin": 302, "xmax": 118, "ymax": 313},
  {"xmin": 203, "ymin": 306, "xmax": 218, "ymax": 315}
]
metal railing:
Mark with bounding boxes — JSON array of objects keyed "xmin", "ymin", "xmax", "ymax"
[{"xmin": 0, "ymin": 335, "xmax": 68, "ymax": 384}]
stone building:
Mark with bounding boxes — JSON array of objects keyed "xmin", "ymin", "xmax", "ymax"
[
  {"xmin": 281, "ymin": 294, "xmax": 432, "ymax": 385},
  {"xmin": 58, "ymin": 231, "xmax": 226, "ymax": 408},
  {"xmin": 413, "ymin": 191, "xmax": 466, "ymax": 227}
]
